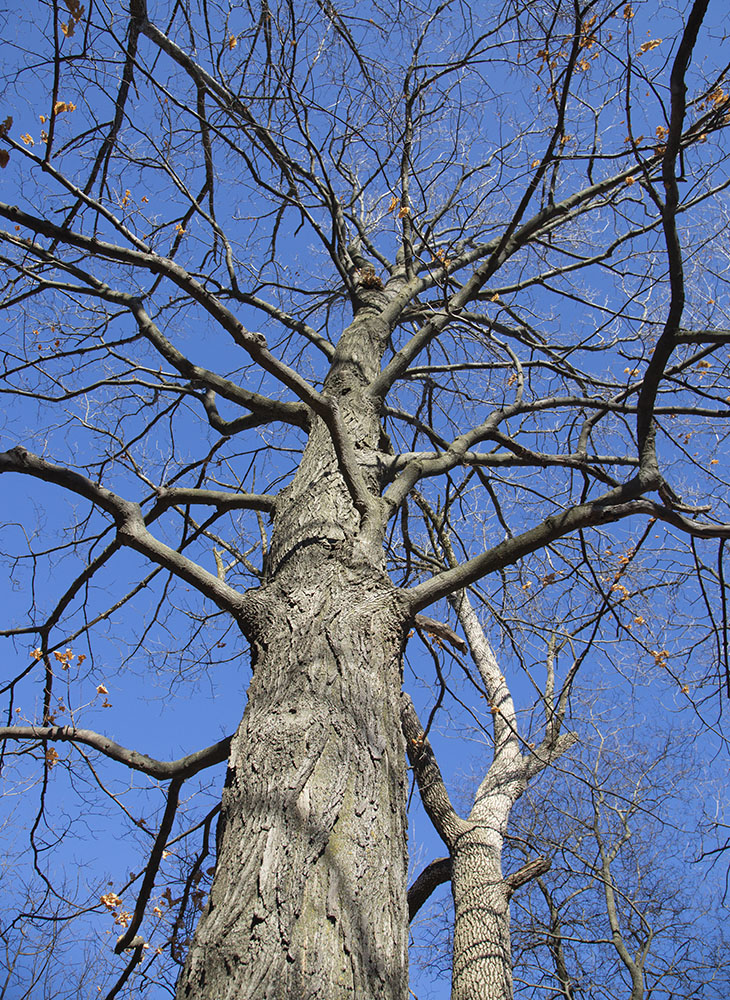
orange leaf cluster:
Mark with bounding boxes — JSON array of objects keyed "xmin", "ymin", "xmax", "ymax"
[
  {"xmin": 425, "ymin": 630, "xmax": 445, "ymax": 649},
  {"xmin": 709, "ymin": 86, "xmax": 730, "ymax": 109},
  {"xmin": 653, "ymin": 124, "xmax": 669, "ymax": 156},
  {"xmin": 61, "ymin": 0, "xmax": 84, "ymax": 38},
  {"xmin": 54, "ymin": 647, "xmax": 84, "ymax": 670},
  {"xmin": 638, "ymin": 39, "xmax": 662, "ymax": 56},
  {"xmin": 430, "ymin": 247, "xmax": 451, "ymax": 269},
  {"xmin": 385, "ymin": 194, "xmax": 410, "ymax": 218},
  {"xmin": 0, "ymin": 115, "xmax": 11, "ymax": 168},
  {"xmin": 100, "ymin": 892, "xmax": 123, "ymax": 911},
  {"xmin": 576, "ymin": 12, "xmax": 600, "ymax": 70}
]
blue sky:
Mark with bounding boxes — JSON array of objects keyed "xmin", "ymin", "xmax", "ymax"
[{"xmin": 1, "ymin": 1, "xmax": 730, "ymax": 997}]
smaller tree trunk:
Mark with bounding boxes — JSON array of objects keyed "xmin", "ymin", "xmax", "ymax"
[
  {"xmin": 404, "ymin": 582, "xmax": 576, "ymax": 1000},
  {"xmin": 451, "ymin": 827, "xmax": 512, "ymax": 1000}
]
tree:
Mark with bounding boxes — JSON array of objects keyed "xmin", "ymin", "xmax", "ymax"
[
  {"xmin": 402, "ymin": 505, "xmax": 577, "ymax": 1000},
  {"xmin": 1, "ymin": 1, "xmax": 729, "ymax": 998},
  {"xmin": 507, "ymin": 722, "xmax": 730, "ymax": 1000},
  {"xmin": 411, "ymin": 708, "xmax": 730, "ymax": 1000}
]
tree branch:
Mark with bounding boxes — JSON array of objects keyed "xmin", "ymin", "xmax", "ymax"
[
  {"xmin": 401, "ymin": 693, "xmax": 467, "ymax": 850},
  {"xmin": 0, "ymin": 447, "xmax": 248, "ymax": 617},
  {"xmin": 0, "ymin": 726, "xmax": 232, "ymax": 780},
  {"xmin": 505, "ymin": 856, "xmax": 551, "ymax": 899},
  {"xmin": 0, "ymin": 205, "xmax": 325, "ymax": 414},
  {"xmin": 115, "ymin": 777, "xmax": 183, "ymax": 953},
  {"xmin": 406, "ymin": 483, "xmax": 656, "ymax": 613},
  {"xmin": 407, "ymin": 857, "xmax": 451, "ymax": 921}
]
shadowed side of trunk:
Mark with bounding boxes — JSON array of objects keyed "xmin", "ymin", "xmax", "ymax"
[{"xmin": 176, "ymin": 553, "xmax": 408, "ymax": 999}]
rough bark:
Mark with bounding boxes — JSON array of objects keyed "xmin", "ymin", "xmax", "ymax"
[
  {"xmin": 407, "ymin": 857, "xmax": 452, "ymax": 922},
  {"xmin": 446, "ymin": 591, "xmax": 528, "ymax": 1000},
  {"xmin": 403, "ymin": 688, "xmax": 525, "ymax": 1000},
  {"xmin": 451, "ymin": 827, "xmax": 512, "ymax": 1000},
  {"xmin": 176, "ymin": 567, "xmax": 408, "ymax": 999},
  {"xmin": 176, "ymin": 312, "xmax": 411, "ymax": 999},
  {"xmin": 405, "ymin": 574, "xmax": 574, "ymax": 1000}
]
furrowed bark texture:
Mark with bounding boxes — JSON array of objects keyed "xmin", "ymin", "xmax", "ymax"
[
  {"xmin": 176, "ymin": 314, "xmax": 410, "ymax": 999},
  {"xmin": 448, "ymin": 590, "xmax": 541, "ymax": 1000},
  {"xmin": 451, "ymin": 827, "xmax": 512, "ymax": 1000}
]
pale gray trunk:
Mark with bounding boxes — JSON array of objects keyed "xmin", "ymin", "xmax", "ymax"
[
  {"xmin": 177, "ymin": 313, "xmax": 410, "ymax": 999},
  {"xmin": 440, "ymin": 591, "xmax": 571, "ymax": 1000},
  {"xmin": 451, "ymin": 828, "xmax": 512, "ymax": 1000},
  {"xmin": 447, "ymin": 591, "xmax": 527, "ymax": 1000}
]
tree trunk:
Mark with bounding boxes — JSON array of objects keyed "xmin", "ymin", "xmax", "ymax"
[
  {"xmin": 176, "ymin": 565, "xmax": 408, "ymax": 999},
  {"xmin": 451, "ymin": 827, "xmax": 513, "ymax": 1000},
  {"xmin": 176, "ymin": 313, "xmax": 410, "ymax": 999}
]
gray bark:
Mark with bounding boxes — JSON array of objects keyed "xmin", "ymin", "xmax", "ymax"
[
  {"xmin": 451, "ymin": 828, "xmax": 512, "ymax": 1000},
  {"xmin": 176, "ymin": 567, "xmax": 408, "ymax": 999},
  {"xmin": 405, "ymin": 578, "xmax": 575, "ymax": 1000},
  {"xmin": 176, "ymin": 313, "xmax": 411, "ymax": 999},
  {"xmin": 447, "ymin": 592, "xmax": 527, "ymax": 1000}
]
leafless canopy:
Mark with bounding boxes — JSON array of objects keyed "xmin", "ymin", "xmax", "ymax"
[{"xmin": 0, "ymin": 0, "xmax": 728, "ymax": 994}]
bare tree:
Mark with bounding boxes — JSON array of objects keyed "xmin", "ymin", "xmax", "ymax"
[
  {"xmin": 506, "ymin": 723, "xmax": 729, "ymax": 1000},
  {"xmin": 0, "ymin": 1, "xmax": 729, "ymax": 998},
  {"xmin": 407, "ymin": 660, "xmax": 728, "ymax": 1000},
  {"xmin": 402, "ymin": 503, "xmax": 578, "ymax": 999}
]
